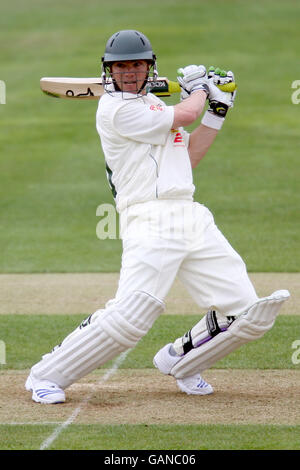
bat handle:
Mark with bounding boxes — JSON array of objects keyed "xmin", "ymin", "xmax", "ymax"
[
  {"xmin": 169, "ymin": 81, "xmax": 237, "ymax": 94},
  {"xmin": 217, "ymin": 82, "xmax": 237, "ymax": 93}
]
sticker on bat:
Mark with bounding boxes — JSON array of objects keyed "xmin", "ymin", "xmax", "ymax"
[{"xmin": 66, "ymin": 87, "xmax": 95, "ymax": 98}]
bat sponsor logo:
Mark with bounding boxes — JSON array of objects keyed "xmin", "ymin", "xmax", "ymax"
[
  {"xmin": 147, "ymin": 80, "xmax": 167, "ymax": 90},
  {"xmin": 146, "ymin": 80, "xmax": 169, "ymax": 95},
  {"xmin": 66, "ymin": 87, "xmax": 95, "ymax": 98}
]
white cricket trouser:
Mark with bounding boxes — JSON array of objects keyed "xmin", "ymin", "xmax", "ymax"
[
  {"xmin": 116, "ymin": 200, "xmax": 258, "ymax": 317},
  {"xmin": 29, "ymin": 199, "xmax": 259, "ymax": 388}
]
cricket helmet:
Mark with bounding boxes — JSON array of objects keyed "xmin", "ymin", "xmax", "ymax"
[
  {"xmin": 101, "ymin": 30, "xmax": 158, "ymax": 92},
  {"xmin": 102, "ymin": 30, "xmax": 156, "ymax": 64}
]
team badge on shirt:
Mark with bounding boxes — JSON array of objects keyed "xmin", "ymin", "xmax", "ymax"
[
  {"xmin": 171, "ymin": 128, "xmax": 185, "ymax": 147},
  {"xmin": 149, "ymin": 103, "xmax": 164, "ymax": 111}
]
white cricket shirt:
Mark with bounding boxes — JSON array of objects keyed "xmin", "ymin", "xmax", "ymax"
[{"xmin": 96, "ymin": 90, "xmax": 195, "ymax": 212}]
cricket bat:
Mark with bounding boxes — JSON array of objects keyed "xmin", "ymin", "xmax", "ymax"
[{"xmin": 40, "ymin": 76, "xmax": 237, "ymax": 100}]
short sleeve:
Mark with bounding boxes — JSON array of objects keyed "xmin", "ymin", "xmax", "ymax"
[{"xmin": 112, "ymin": 99, "xmax": 174, "ymax": 145}]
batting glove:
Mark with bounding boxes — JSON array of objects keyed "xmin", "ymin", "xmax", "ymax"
[
  {"xmin": 208, "ymin": 66, "xmax": 235, "ymax": 86},
  {"xmin": 177, "ymin": 65, "xmax": 209, "ymax": 99},
  {"xmin": 206, "ymin": 66, "xmax": 237, "ymax": 117}
]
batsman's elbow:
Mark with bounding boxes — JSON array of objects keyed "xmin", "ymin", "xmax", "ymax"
[{"xmin": 172, "ymin": 109, "xmax": 198, "ymax": 129}]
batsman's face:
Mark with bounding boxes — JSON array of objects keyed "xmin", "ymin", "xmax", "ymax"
[{"xmin": 111, "ymin": 60, "xmax": 149, "ymax": 94}]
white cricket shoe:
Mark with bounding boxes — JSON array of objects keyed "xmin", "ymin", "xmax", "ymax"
[
  {"xmin": 25, "ymin": 372, "xmax": 65, "ymax": 404},
  {"xmin": 153, "ymin": 344, "xmax": 213, "ymax": 395},
  {"xmin": 177, "ymin": 374, "xmax": 214, "ymax": 395},
  {"xmin": 153, "ymin": 343, "xmax": 182, "ymax": 375}
]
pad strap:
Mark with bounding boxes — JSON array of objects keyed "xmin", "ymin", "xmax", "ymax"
[
  {"xmin": 206, "ymin": 310, "xmax": 221, "ymax": 337},
  {"xmin": 182, "ymin": 330, "xmax": 193, "ymax": 354}
]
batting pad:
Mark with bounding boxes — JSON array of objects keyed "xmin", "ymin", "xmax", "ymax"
[
  {"xmin": 171, "ymin": 290, "xmax": 290, "ymax": 379},
  {"xmin": 173, "ymin": 311, "xmax": 235, "ymax": 356},
  {"xmin": 31, "ymin": 290, "xmax": 165, "ymax": 389}
]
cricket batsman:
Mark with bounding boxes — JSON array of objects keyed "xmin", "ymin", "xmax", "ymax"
[{"xmin": 25, "ymin": 30, "xmax": 290, "ymax": 403}]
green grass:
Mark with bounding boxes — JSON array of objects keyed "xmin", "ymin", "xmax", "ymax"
[
  {"xmin": 1, "ymin": 314, "xmax": 299, "ymax": 370},
  {"xmin": 1, "ymin": 0, "xmax": 300, "ymax": 272},
  {"xmin": 1, "ymin": 312, "xmax": 299, "ymax": 451},
  {"xmin": 0, "ymin": 423, "xmax": 299, "ymax": 450}
]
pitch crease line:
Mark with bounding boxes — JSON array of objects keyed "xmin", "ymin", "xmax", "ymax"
[{"xmin": 39, "ymin": 350, "xmax": 130, "ymax": 450}]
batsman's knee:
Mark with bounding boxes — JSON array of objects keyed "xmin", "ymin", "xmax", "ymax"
[{"xmin": 81, "ymin": 290, "xmax": 165, "ymax": 348}]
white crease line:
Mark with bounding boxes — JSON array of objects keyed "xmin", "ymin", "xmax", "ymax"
[{"xmin": 39, "ymin": 350, "xmax": 130, "ymax": 450}]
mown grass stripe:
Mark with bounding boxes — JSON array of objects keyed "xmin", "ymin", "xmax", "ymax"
[
  {"xmin": 0, "ymin": 315, "xmax": 299, "ymax": 370},
  {"xmin": 0, "ymin": 423, "xmax": 299, "ymax": 450}
]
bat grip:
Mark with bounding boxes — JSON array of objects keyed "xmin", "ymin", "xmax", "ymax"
[{"xmin": 169, "ymin": 81, "xmax": 237, "ymax": 94}]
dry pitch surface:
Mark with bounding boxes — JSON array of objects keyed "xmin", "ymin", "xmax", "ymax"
[{"xmin": 0, "ymin": 273, "xmax": 299, "ymax": 427}]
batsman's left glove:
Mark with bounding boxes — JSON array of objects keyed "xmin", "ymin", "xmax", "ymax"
[{"xmin": 206, "ymin": 66, "xmax": 237, "ymax": 117}]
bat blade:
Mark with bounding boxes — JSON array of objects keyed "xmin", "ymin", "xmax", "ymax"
[
  {"xmin": 40, "ymin": 77, "xmax": 176, "ymax": 100},
  {"xmin": 40, "ymin": 77, "xmax": 237, "ymax": 100},
  {"xmin": 40, "ymin": 77, "xmax": 104, "ymax": 100}
]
